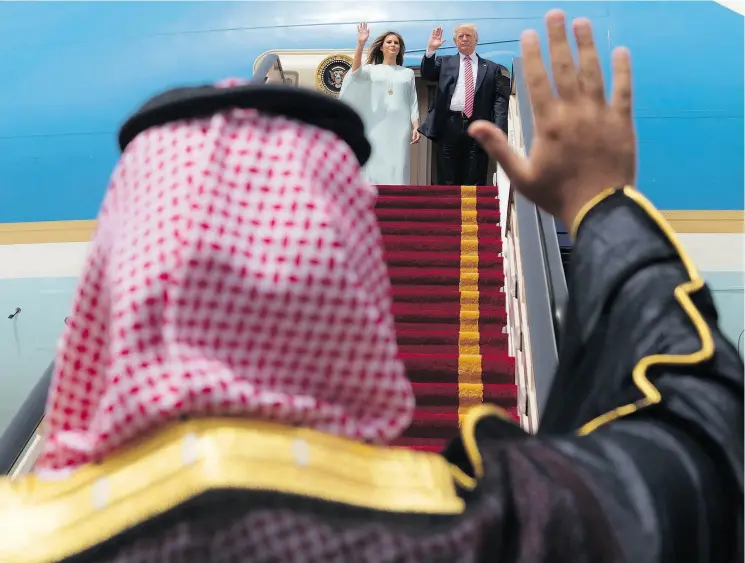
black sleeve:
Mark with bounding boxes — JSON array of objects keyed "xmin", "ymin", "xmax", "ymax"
[
  {"xmin": 421, "ymin": 53, "xmax": 441, "ymax": 82},
  {"xmin": 546, "ymin": 186, "xmax": 744, "ymax": 562}
]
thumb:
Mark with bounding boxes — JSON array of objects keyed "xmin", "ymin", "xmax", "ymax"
[{"xmin": 468, "ymin": 121, "xmax": 529, "ymax": 186}]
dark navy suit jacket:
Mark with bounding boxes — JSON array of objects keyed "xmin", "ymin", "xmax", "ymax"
[{"xmin": 418, "ymin": 52, "xmax": 510, "ymax": 141}]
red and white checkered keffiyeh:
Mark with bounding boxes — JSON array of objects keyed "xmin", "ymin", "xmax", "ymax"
[{"xmin": 35, "ymin": 81, "xmax": 414, "ymax": 472}]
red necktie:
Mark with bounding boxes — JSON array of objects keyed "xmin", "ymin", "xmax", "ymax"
[{"xmin": 464, "ymin": 56, "xmax": 475, "ymax": 118}]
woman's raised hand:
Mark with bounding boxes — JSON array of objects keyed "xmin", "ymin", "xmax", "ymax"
[{"xmin": 357, "ymin": 22, "xmax": 370, "ymax": 45}]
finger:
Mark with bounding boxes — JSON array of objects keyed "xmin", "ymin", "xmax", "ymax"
[
  {"xmin": 468, "ymin": 121, "xmax": 531, "ymax": 186},
  {"xmin": 521, "ymin": 29, "xmax": 552, "ymax": 120},
  {"xmin": 545, "ymin": 10, "xmax": 579, "ymax": 99},
  {"xmin": 572, "ymin": 18, "xmax": 605, "ymax": 103},
  {"xmin": 610, "ymin": 47, "xmax": 633, "ymax": 117}
]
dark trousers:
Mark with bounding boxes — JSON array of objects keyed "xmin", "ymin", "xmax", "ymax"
[{"xmin": 436, "ymin": 112, "xmax": 489, "ymax": 186}]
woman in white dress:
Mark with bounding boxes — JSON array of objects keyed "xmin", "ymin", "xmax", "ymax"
[{"xmin": 339, "ymin": 23, "xmax": 420, "ymax": 185}]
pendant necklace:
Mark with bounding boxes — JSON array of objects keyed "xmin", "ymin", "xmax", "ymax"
[{"xmin": 387, "ymin": 66, "xmax": 393, "ymax": 95}]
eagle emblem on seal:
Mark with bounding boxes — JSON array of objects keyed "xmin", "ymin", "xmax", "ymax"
[{"xmin": 316, "ymin": 54, "xmax": 354, "ymax": 97}]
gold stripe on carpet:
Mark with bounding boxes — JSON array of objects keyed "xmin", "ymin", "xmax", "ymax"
[{"xmin": 457, "ymin": 185, "xmax": 483, "ymax": 422}]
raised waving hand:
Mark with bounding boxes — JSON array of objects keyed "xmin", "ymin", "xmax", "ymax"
[
  {"xmin": 357, "ymin": 22, "xmax": 370, "ymax": 45},
  {"xmin": 427, "ymin": 26, "xmax": 446, "ymax": 53}
]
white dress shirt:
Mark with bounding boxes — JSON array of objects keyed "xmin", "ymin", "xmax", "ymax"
[
  {"xmin": 425, "ymin": 51, "xmax": 479, "ymax": 112},
  {"xmin": 449, "ymin": 52, "xmax": 478, "ymax": 112}
]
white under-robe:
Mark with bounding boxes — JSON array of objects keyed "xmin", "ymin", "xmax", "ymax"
[{"xmin": 339, "ymin": 64, "xmax": 419, "ymax": 185}]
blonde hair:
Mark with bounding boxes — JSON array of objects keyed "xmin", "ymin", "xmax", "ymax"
[{"xmin": 453, "ymin": 23, "xmax": 479, "ymax": 42}]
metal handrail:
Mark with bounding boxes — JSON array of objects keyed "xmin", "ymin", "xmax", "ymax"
[
  {"xmin": 252, "ymin": 53, "xmax": 286, "ymax": 85},
  {"xmin": 510, "ymin": 57, "xmax": 568, "ymax": 413},
  {"xmin": 0, "ymin": 362, "xmax": 52, "ymax": 475}
]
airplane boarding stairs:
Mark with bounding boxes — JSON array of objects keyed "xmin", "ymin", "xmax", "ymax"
[
  {"xmin": 379, "ymin": 184, "xmax": 517, "ymax": 452},
  {"xmin": 0, "ymin": 55, "xmax": 567, "ymax": 483}
]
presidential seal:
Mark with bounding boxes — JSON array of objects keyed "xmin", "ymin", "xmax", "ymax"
[{"xmin": 315, "ymin": 54, "xmax": 353, "ymax": 97}]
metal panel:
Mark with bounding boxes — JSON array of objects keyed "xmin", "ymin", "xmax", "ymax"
[
  {"xmin": 511, "ymin": 58, "xmax": 567, "ymax": 414},
  {"xmin": 0, "ymin": 363, "xmax": 51, "ymax": 475}
]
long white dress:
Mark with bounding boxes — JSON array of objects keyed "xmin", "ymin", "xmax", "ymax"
[{"xmin": 339, "ymin": 64, "xmax": 419, "ymax": 185}]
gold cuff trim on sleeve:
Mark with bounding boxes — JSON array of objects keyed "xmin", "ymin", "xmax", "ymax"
[
  {"xmin": 460, "ymin": 403, "xmax": 520, "ymax": 480},
  {"xmin": 569, "ymin": 186, "xmax": 620, "ymax": 239},
  {"xmin": 577, "ymin": 187, "xmax": 715, "ymax": 435}
]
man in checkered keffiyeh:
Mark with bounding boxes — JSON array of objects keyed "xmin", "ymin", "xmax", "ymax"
[{"xmin": 36, "ymin": 78, "xmax": 414, "ymax": 474}]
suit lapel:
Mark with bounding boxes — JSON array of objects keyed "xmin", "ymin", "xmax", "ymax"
[
  {"xmin": 444, "ymin": 55, "xmax": 460, "ymax": 99},
  {"xmin": 475, "ymin": 55, "xmax": 488, "ymax": 92},
  {"xmin": 449, "ymin": 54, "xmax": 460, "ymax": 84}
]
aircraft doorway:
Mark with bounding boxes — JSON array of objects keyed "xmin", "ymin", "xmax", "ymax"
[
  {"xmin": 410, "ymin": 71, "xmax": 436, "ymax": 186},
  {"xmin": 253, "ymin": 51, "xmax": 496, "ymax": 187}
]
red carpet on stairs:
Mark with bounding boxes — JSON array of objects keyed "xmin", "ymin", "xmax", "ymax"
[{"xmin": 375, "ymin": 185, "xmax": 517, "ymax": 453}]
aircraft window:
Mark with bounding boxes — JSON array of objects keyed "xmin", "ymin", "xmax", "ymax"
[{"xmin": 284, "ymin": 71, "xmax": 299, "ymax": 87}]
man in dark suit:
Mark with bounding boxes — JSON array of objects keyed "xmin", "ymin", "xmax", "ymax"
[{"xmin": 418, "ymin": 24, "xmax": 511, "ymax": 186}]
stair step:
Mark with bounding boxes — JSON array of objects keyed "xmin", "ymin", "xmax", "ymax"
[
  {"xmin": 384, "ymin": 250, "xmax": 503, "ymax": 268},
  {"xmin": 392, "ymin": 303, "xmax": 507, "ymax": 324},
  {"xmin": 410, "ymin": 382, "xmax": 517, "ymax": 404},
  {"xmin": 391, "ymin": 437, "xmax": 448, "ymax": 452},
  {"xmin": 379, "ymin": 221, "xmax": 499, "ymax": 236},
  {"xmin": 392, "ymin": 286, "xmax": 505, "ymax": 306},
  {"xmin": 376, "ymin": 185, "xmax": 499, "ymax": 197},
  {"xmin": 388, "ymin": 267, "xmax": 504, "ymax": 286},
  {"xmin": 376, "ymin": 195, "xmax": 497, "ymax": 209},
  {"xmin": 382, "ymin": 234, "xmax": 502, "ymax": 252},
  {"xmin": 376, "ymin": 208, "xmax": 500, "ymax": 224},
  {"xmin": 401, "ymin": 353, "xmax": 515, "ymax": 384}
]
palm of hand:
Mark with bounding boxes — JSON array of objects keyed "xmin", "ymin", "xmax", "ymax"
[
  {"xmin": 522, "ymin": 106, "xmax": 636, "ymax": 216},
  {"xmin": 357, "ymin": 22, "xmax": 370, "ymax": 44},
  {"xmin": 428, "ymin": 28, "xmax": 445, "ymax": 51}
]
